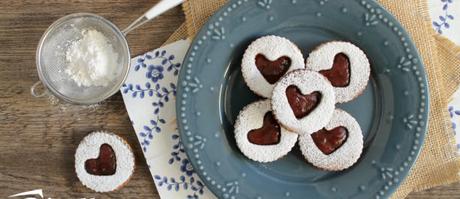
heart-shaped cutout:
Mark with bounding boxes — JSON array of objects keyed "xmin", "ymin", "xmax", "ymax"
[
  {"xmin": 319, "ymin": 53, "xmax": 350, "ymax": 87},
  {"xmin": 247, "ymin": 112, "xmax": 281, "ymax": 145},
  {"xmin": 85, "ymin": 143, "xmax": 117, "ymax": 175},
  {"xmin": 285, "ymin": 85, "xmax": 322, "ymax": 119},
  {"xmin": 311, "ymin": 126, "xmax": 348, "ymax": 155},
  {"xmin": 255, "ymin": 54, "xmax": 291, "ymax": 84}
]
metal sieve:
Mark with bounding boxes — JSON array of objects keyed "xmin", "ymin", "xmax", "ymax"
[
  {"xmin": 33, "ymin": 0, "xmax": 183, "ymax": 104},
  {"xmin": 35, "ymin": 13, "xmax": 130, "ymax": 104}
]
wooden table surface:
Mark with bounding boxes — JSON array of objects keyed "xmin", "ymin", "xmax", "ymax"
[{"xmin": 0, "ymin": 0, "xmax": 458, "ymax": 198}]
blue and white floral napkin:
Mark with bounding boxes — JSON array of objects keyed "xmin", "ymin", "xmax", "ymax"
[
  {"xmin": 119, "ymin": 2, "xmax": 460, "ymax": 198},
  {"xmin": 429, "ymin": 0, "xmax": 460, "ymax": 151},
  {"xmin": 120, "ymin": 39, "xmax": 216, "ymax": 199},
  {"xmin": 429, "ymin": 0, "xmax": 460, "ymax": 44}
]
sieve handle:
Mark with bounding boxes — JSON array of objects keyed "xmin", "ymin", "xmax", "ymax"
[
  {"xmin": 122, "ymin": 0, "xmax": 184, "ymax": 35},
  {"xmin": 30, "ymin": 81, "xmax": 48, "ymax": 98}
]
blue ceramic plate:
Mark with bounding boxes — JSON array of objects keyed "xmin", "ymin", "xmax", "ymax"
[{"xmin": 176, "ymin": 0, "xmax": 429, "ymax": 198}]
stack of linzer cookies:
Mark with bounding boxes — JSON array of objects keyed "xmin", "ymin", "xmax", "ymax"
[{"xmin": 235, "ymin": 36, "xmax": 371, "ymax": 171}]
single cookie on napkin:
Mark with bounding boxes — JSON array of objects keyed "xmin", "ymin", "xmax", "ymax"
[{"xmin": 75, "ymin": 131, "xmax": 135, "ymax": 192}]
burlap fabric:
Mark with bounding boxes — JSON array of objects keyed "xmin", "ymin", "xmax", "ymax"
[{"xmin": 165, "ymin": 0, "xmax": 460, "ymax": 198}]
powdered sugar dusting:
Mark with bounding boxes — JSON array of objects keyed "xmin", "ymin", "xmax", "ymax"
[
  {"xmin": 298, "ymin": 109, "xmax": 363, "ymax": 171},
  {"xmin": 271, "ymin": 70, "xmax": 335, "ymax": 135},
  {"xmin": 65, "ymin": 29, "xmax": 120, "ymax": 87},
  {"xmin": 75, "ymin": 131, "xmax": 135, "ymax": 192},
  {"xmin": 306, "ymin": 41, "xmax": 370, "ymax": 103},
  {"xmin": 241, "ymin": 35, "xmax": 305, "ymax": 98},
  {"xmin": 234, "ymin": 100, "xmax": 298, "ymax": 163}
]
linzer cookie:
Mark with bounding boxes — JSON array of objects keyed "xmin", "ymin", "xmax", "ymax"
[
  {"xmin": 241, "ymin": 35, "xmax": 305, "ymax": 98},
  {"xmin": 75, "ymin": 131, "xmax": 135, "ymax": 192},
  {"xmin": 306, "ymin": 41, "xmax": 370, "ymax": 103},
  {"xmin": 298, "ymin": 109, "xmax": 363, "ymax": 171},
  {"xmin": 234, "ymin": 100, "xmax": 298, "ymax": 163},
  {"xmin": 271, "ymin": 70, "xmax": 335, "ymax": 135}
]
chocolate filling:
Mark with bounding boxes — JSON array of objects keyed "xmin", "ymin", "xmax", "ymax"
[
  {"xmin": 255, "ymin": 54, "xmax": 291, "ymax": 84},
  {"xmin": 319, "ymin": 53, "xmax": 351, "ymax": 87},
  {"xmin": 85, "ymin": 143, "xmax": 117, "ymax": 175},
  {"xmin": 285, "ymin": 85, "xmax": 322, "ymax": 119},
  {"xmin": 248, "ymin": 112, "xmax": 281, "ymax": 145},
  {"xmin": 311, "ymin": 126, "xmax": 348, "ymax": 155}
]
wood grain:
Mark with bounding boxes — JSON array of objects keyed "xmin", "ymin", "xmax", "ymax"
[{"xmin": 0, "ymin": 0, "xmax": 457, "ymax": 198}]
